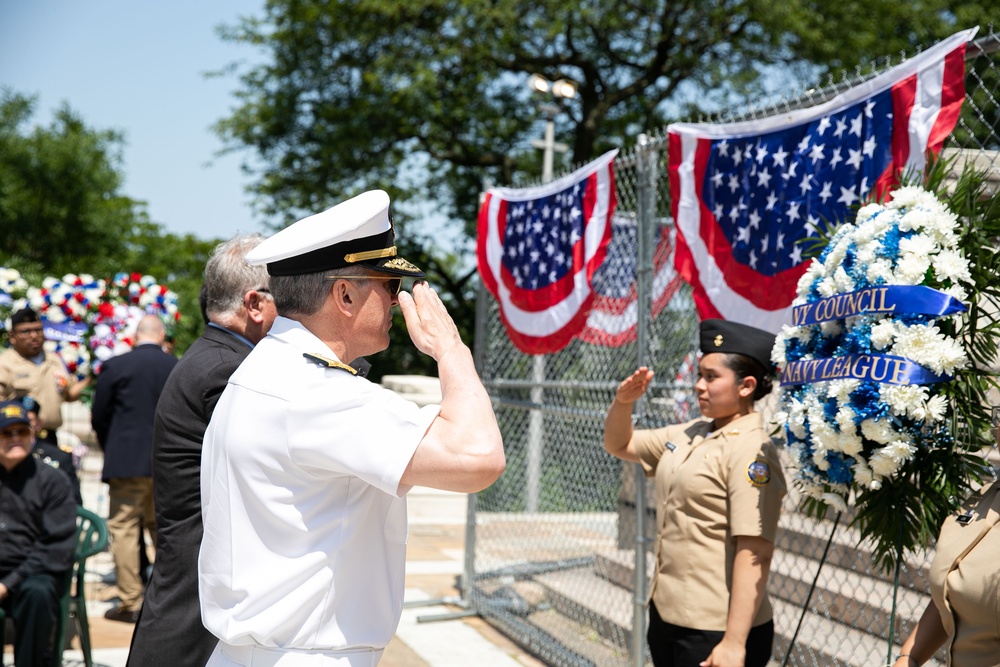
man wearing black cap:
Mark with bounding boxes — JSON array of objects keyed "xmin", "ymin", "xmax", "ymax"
[
  {"xmin": 198, "ymin": 190, "xmax": 505, "ymax": 666},
  {"xmin": 0, "ymin": 400, "xmax": 76, "ymax": 667},
  {"xmin": 0, "ymin": 307, "xmax": 90, "ymax": 447},
  {"xmin": 20, "ymin": 396, "xmax": 82, "ymax": 505}
]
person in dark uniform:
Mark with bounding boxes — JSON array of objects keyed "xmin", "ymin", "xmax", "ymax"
[
  {"xmin": 20, "ymin": 396, "xmax": 81, "ymax": 505},
  {"xmin": 0, "ymin": 400, "xmax": 76, "ymax": 667},
  {"xmin": 126, "ymin": 234, "xmax": 277, "ymax": 667},
  {"xmin": 603, "ymin": 319, "xmax": 786, "ymax": 667}
]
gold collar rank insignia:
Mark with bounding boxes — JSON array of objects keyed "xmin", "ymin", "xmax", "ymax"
[
  {"xmin": 745, "ymin": 456, "xmax": 771, "ymax": 487},
  {"xmin": 303, "ymin": 352, "xmax": 359, "ymax": 375}
]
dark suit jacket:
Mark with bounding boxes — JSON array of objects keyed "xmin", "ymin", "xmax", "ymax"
[
  {"xmin": 90, "ymin": 343, "xmax": 178, "ymax": 482},
  {"xmin": 126, "ymin": 325, "xmax": 252, "ymax": 667}
]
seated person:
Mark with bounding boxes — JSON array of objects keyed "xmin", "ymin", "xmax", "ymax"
[
  {"xmin": 0, "ymin": 401, "xmax": 76, "ymax": 667},
  {"xmin": 20, "ymin": 396, "xmax": 82, "ymax": 505}
]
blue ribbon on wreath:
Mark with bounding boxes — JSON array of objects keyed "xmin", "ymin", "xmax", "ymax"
[{"xmin": 791, "ymin": 285, "xmax": 966, "ymax": 326}]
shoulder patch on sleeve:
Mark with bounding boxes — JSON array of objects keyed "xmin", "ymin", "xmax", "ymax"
[
  {"xmin": 745, "ymin": 456, "xmax": 771, "ymax": 487},
  {"xmin": 302, "ymin": 352, "xmax": 358, "ymax": 375}
]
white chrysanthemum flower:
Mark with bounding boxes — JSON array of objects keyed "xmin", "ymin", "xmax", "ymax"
[
  {"xmin": 870, "ymin": 319, "xmax": 897, "ymax": 350},
  {"xmin": 869, "ymin": 452, "xmax": 900, "ymax": 477},
  {"xmin": 942, "ymin": 284, "xmax": 969, "ymax": 303},
  {"xmin": 856, "ymin": 203, "xmax": 883, "ymax": 221},
  {"xmin": 817, "ymin": 277, "xmax": 839, "ymax": 298},
  {"xmin": 866, "ymin": 258, "xmax": 894, "ymax": 284},
  {"xmin": 894, "ymin": 253, "xmax": 932, "ymax": 284},
  {"xmin": 837, "ymin": 431, "xmax": 864, "ymax": 457},
  {"xmin": 42, "ymin": 277, "xmax": 58, "ymax": 290},
  {"xmin": 812, "ymin": 448, "xmax": 831, "ymax": 470},
  {"xmin": 881, "ymin": 384, "xmax": 930, "ymax": 419},
  {"xmin": 925, "ymin": 395, "xmax": 948, "ymax": 422},
  {"xmin": 822, "ymin": 493, "xmax": 849, "ymax": 513},
  {"xmin": 861, "ymin": 418, "xmax": 895, "ymax": 444},
  {"xmin": 855, "ymin": 243, "xmax": 877, "ymax": 265},
  {"xmin": 853, "ymin": 458, "xmax": 874, "ymax": 486},
  {"xmin": 899, "ymin": 233, "xmax": 937, "ymax": 257},
  {"xmin": 932, "ymin": 249, "xmax": 972, "ymax": 283},
  {"xmin": 884, "ymin": 438, "xmax": 917, "ymax": 463},
  {"xmin": 890, "ymin": 186, "xmax": 937, "ymax": 210},
  {"xmin": 797, "ymin": 258, "xmax": 826, "ymax": 292},
  {"xmin": 787, "ymin": 399, "xmax": 808, "ymax": 439},
  {"xmin": 827, "ymin": 379, "xmax": 859, "ymax": 403},
  {"xmin": 891, "ymin": 323, "xmax": 968, "ymax": 375},
  {"xmin": 832, "ymin": 266, "xmax": 855, "ymax": 293}
]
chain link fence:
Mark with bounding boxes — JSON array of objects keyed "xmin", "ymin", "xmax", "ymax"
[{"xmin": 467, "ymin": 28, "xmax": 1000, "ymax": 667}]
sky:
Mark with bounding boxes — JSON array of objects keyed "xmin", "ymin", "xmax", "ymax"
[{"xmin": 0, "ymin": 1, "xmax": 269, "ymax": 241}]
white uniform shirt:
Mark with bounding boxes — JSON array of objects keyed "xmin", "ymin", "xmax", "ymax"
[{"xmin": 198, "ymin": 316, "xmax": 440, "ymax": 650}]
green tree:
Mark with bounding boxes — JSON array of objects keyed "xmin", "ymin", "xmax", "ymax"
[
  {"xmin": 0, "ymin": 90, "xmax": 148, "ymax": 277},
  {"xmin": 0, "ymin": 90, "xmax": 219, "ymax": 353},
  {"xmin": 213, "ymin": 0, "xmax": 995, "ymax": 370}
]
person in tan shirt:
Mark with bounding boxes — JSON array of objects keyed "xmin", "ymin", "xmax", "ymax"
[
  {"xmin": 0, "ymin": 307, "xmax": 90, "ymax": 446},
  {"xmin": 604, "ymin": 319, "xmax": 786, "ymax": 667},
  {"xmin": 892, "ymin": 479, "xmax": 1000, "ymax": 667}
]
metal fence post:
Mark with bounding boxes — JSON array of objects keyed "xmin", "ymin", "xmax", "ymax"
[{"xmin": 631, "ymin": 133, "xmax": 656, "ymax": 667}]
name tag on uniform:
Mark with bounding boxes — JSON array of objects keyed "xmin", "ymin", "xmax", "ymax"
[
  {"xmin": 956, "ymin": 509, "xmax": 977, "ymax": 525},
  {"xmin": 665, "ymin": 442, "xmax": 677, "ymax": 452}
]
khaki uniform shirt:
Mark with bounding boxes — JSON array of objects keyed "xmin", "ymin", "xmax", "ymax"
[
  {"xmin": 929, "ymin": 481, "xmax": 1000, "ymax": 667},
  {"xmin": 633, "ymin": 412, "xmax": 786, "ymax": 631},
  {"xmin": 0, "ymin": 349, "xmax": 70, "ymax": 430}
]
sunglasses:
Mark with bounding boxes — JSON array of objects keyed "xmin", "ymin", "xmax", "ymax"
[{"xmin": 329, "ymin": 275, "xmax": 402, "ymax": 295}]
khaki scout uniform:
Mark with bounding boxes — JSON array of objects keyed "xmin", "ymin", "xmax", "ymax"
[
  {"xmin": 0, "ymin": 349, "xmax": 71, "ymax": 432},
  {"xmin": 632, "ymin": 411, "xmax": 786, "ymax": 631},
  {"xmin": 928, "ymin": 481, "xmax": 1000, "ymax": 666}
]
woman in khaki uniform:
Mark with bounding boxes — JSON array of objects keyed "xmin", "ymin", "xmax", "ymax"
[
  {"xmin": 604, "ymin": 319, "xmax": 786, "ymax": 667},
  {"xmin": 892, "ymin": 480, "xmax": 1000, "ymax": 667}
]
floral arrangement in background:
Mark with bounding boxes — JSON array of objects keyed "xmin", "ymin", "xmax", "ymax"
[
  {"xmin": 2, "ymin": 269, "xmax": 181, "ymax": 379},
  {"xmin": 772, "ymin": 160, "xmax": 1000, "ymax": 570}
]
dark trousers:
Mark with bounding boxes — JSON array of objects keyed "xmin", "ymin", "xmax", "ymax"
[
  {"xmin": 1, "ymin": 573, "xmax": 61, "ymax": 667},
  {"xmin": 647, "ymin": 603, "xmax": 773, "ymax": 667}
]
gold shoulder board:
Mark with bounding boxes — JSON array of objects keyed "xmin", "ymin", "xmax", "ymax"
[{"xmin": 302, "ymin": 352, "xmax": 358, "ymax": 375}]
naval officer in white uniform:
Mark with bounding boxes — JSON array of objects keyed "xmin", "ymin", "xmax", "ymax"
[{"xmin": 198, "ymin": 189, "xmax": 505, "ymax": 666}]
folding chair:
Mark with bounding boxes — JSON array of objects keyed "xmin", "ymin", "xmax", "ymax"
[{"xmin": 55, "ymin": 506, "xmax": 109, "ymax": 667}]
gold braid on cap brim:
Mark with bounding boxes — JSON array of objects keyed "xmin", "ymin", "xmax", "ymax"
[{"xmin": 343, "ymin": 246, "xmax": 397, "ymax": 263}]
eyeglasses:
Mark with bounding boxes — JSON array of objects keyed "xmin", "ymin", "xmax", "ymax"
[
  {"xmin": 329, "ymin": 275, "xmax": 402, "ymax": 295},
  {"xmin": 0, "ymin": 425, "xmax": 33, "ymax": 440},
  {"xmin": 13, "ymin": 326, "xmax": 44, "ymax": 337}
]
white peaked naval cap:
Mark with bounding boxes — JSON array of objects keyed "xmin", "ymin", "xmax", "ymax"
[{"xmin": 245, "ymin": 190, "xmax": 423, "ymax": 277}]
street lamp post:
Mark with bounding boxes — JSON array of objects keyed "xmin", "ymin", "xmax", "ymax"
[{"xmin": 524, "ymin": 74, "xmax": 575, "ymax": 512}]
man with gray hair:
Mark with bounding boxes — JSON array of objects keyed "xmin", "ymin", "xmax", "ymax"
[
  {"xmin": 199, "ymin": 191, "xmax": 504, "ymax": 666},
  {"xmin": 126, "ymin": 235, "xmax": 277, "ymax": 667}
]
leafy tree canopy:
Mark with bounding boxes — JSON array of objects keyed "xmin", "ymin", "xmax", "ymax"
[
  {"xmin": 216, "ymin": 0, "xmax": 994, "ymax": 225},
  {"xmin": 0, "ymin": 90, "xmax": 218, "ymax": 353},
  {"xmin": 213, "ymin": 1, "xmax": 994, "ymax": 373}
]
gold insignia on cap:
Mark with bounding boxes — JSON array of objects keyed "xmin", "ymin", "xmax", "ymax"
[
  {"xmin": 303, "ymin": 352, "xmax": 359, "ymax": 375},
  {"xmin": 382, "ymin": 257, "xmax": 421, "ymax": 272},
  {"xmin": 745, "ymin": 456, "xmax": 771, "ymax": 487},
  {"xmin": 714, "ymin": 334, "xmax": 724, "ymax": 347},
  {"xmin": 2, "ymin": 405, "xmax": 25, "ymax": 418},
  {"xmin": 344, "ymin": 246, "xmax": 397, "ymax": 264}
]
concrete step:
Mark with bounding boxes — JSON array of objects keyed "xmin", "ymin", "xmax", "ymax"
[
  {"xmin": 540, "ymin": 554, "xmax": 948, "ymax": 667},
  {"xmin": 775, "ymin": 511, "xmax": 935, "ymax": 591},
  {"xmin": 595, "ymin": 544, "xmax": 931, "ymax": 632}
]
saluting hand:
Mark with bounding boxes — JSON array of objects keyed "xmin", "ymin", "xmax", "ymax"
[
  {"xmin": 615, "ymin": 367, "xmax": 655, "ymax": 405},
  {"xmin": 398, "ymin": 282, "xmax": 465, "ymax": 362}
]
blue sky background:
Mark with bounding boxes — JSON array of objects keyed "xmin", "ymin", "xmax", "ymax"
[{"xmin": 0, "ymin": 1, "xmax": 267, "ymax": 241}]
